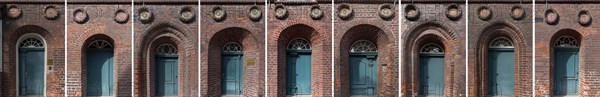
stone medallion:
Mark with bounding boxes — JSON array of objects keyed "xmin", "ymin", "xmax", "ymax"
[
  {"xmin": 578, "ymin": 10, "xmax": 591, "ymax": 26},
  {"xmin": 545, "ymin": 9, "xmax": 559, "ymax": 25},
  {"xmin": 114, "ymin": 9, "xmax": 129, "ymax": 23},
  {"xmin": 73, "ymin": 9, "xmax": 88, "ymax": 24},
  {"xmin": 138, "ymin": 7, "xmax": 153, "ymax": 24},
  {"xmin": 379, "ymin": 4, "xmax": 394, "ymax": 20},
  {"xmin": 310, "ymin": 5, "xmax": 323, "ymax": 20},
  {"xmin": 478, "ymin": 6, "xmax": 492, "ymax": 20},
  {"xmin": 248, "ymin": 6, "xmax": 262, "ymax": 21},
  {"xmin": 446, "ymin": 4, "xmax": 461, "ymax": 21},
  {"xmin": 404, "ymin": 4, "xmax": 419, "ymax": 21},
  {"xmin": 7, "ymin": 6, "xmax": 22, "ymax": 19},
  {"xmin": 44, "ymin": 6, "xmax": 59, "ymax": 20},
  {"xmin": 337, "ymin": 4, "xmax": 353, "ymax": 20},
  {"xmin": 511, "ymin": 5, "xmax": 525, "ymax": 20},
  {"xmin": 212, "ymin": 6, "xmax": 226, "ymax": 22},
  {"xmin": 274, "ymin": 4, "xmax": 288, "ymax": 20},
  {"xmin": 179, "ymin": 7, "xmax": 195, "ymax": 23}
]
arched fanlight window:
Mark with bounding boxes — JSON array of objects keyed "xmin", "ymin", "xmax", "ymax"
[
  {"xmin": 350, "ymin": 40, "xmax": 377, "ymax": 53},
  {"xmin": 223, "ymin": 42, "xmax": 243, "ymax": 52},
  {"xmin": 19, "ymin": 37, "xmax": 44, "ymax": 48},
  {"xmin": 420, "ymin": 43, "xmax": 444, "ymax": 54},
  {"xmin": 87, "ymin": 40, "xmax": 113, "ymax": 48},
  {"xmin": 554, "ymin": 36, "xmax": 579, "ymax": 47},
  {"xmin": 155, "ymin": 44, "xmax": 178, "ymax": 55},
  {"xmin": 489, "ymin": 37, "xmax": 514, "ymax": 48},
  {"xmin": 287, "ymin": 38, "xmax": 311, "ymax": 50}
]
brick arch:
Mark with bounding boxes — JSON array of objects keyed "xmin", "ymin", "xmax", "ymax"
[
  {"xmin": 269, "ymin": 24, "xmax": 327, "ymax": 96},
  {"xmin": 471, "ymin": 21, "xmax": 529, "ymax": 96},
  {"xmin": 2, "ymin": 25, "xmax": 55, "ymax": 96},
  {"xmin": 402, "ymin": 21, "xmax": 460, "ymax": 96},
  {"xmin": 79, "ymin": 34, "xmax": 115, "ymax": 96},
  {"xmin": 206, "ymin": 27, "xmax": 260, "ymax": 96},
  {"xmin": 337, "ymin": 24, "xmax": 392, "ymax": 96},
  {"xmin": 136, "ymin": 23, "xmax": 190, "ymax": 96},
  {"xmin": 545, "ymin": 29, "xmax": 583, "ymax": 96}
]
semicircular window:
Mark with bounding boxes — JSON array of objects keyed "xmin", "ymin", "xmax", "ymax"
[
  {"xmin": 489, "ymin": 37, "xmax": 514, "ymax": 48},
  {"xmin": 287, "ymin": 38, "xmax": 311, "ymax": 50},
  {"xmin": 554, "ymin": 36, "xmax": 579, "ymax": 47},
  {"xmin": 350, "ymin": 40, "xmax": 377, "ymax": 53},
  {"xmin": 223, "ymin": 42, "xmax": 243, "ymax": 52},
  {"xmin": 420, "ymin": 43, "xmax": 444, "ymax": 54},
  {"xmin": 88, "ymin": 40, "xmax": 113, "ymax": 48},
  {"xmin": 155, "ymin": 44, "xmax": 178, "ymax": 55},
  {"xmin": 19, "ymin": 37, "xmax": 44, "ymax": 48}
]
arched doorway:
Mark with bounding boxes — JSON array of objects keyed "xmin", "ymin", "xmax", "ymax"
[
  {"xmin": 418, "ymin": 43, "xmax": 444, "ymax": 96},
  {"xmin": 221, "ymin": 42, "xmax": 243, "ymax": 95},
  {"xmin": 86, "ymin": 40, "xmax": 114, "ymax": 96},
  {"xmin": 17, "ymin": 34, "xmax": 46, "ymax": 96},
  {"xmin": 286, "ymin": 38, "xmax": 312, "ymax": 95},
  {"xmin": 553, "ymin": 36, "xmax": 579, "ymax": 96},
  {"xmin": 487, "ymin": 37, "xmax": 515, "ymax": 96},
  {"xmin": 349, "ymin": 40, "xmax": 377, "ymax": 96},
  {"xmin": 154, "ymin": 44, "xmax": 179, "ymax": 96}
]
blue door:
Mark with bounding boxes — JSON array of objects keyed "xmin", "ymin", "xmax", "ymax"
[
  {"xmin": 86, "ymin": 48, "xmax": 114, "ymax": 96},
  {"xmin": 419, "ymin": 54, "xmax": 444, "ymax": 96},
  {"xmin": 553, "ymin": 48, "xmax": 579, "ymax": 95},
  {"xmin": 286, "ymin": 51, "xmax": 311, "ymax": 95},
  {"xmin": 222, "ymin": 55, "xmax": 243, "ymax": 95},
  {"xmin": 488, "ymin": 48, "xmax": 514, "ymax": 96},
  {"xmin": 19, "ymin": 48, "xmax": 45, "ymax": 96},
  {"xmin": 349, "ymin": 54, "xmax": 377, "ymax": 96},
  {"xmin": 155, "ymin": 56, "xmax": 178, "ymax": 96}
]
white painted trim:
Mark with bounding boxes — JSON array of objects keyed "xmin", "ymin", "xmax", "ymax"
[{"xmin": 16, "ymin": 33, "xmax": 47, "ymax": 96}]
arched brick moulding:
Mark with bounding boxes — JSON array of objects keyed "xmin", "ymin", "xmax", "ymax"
[
  {"xmin": 272, "ymin": 24, "xmax": 326, "ymax": 96},
  {"xmin": 135, "ymin": 23, "xmax": 190, "ymax": 96},
  {"xmin": 471, "ymin": 21, "xmax": 528, "ymax": 97},
  {"xmin": 80, "ymin": 34, "xmax": 115, "ymax": 96},
  {"xmin": 2, "ymin": 25, "xmax": 55, "ymax": 96},
  {"xmin": 337, "ymin": 24, "xmax": 392, "ymax": 96},
  {"xmin": 544, "ymin": 29, "xmax": 583, "ymax": 96},
  {"xmin": 205, "ymin": 27, "xmax": 260, "ymax": 96},
  {"xmin": 402, "ymin": 22, "xmax": 458, "ymax": 96}
]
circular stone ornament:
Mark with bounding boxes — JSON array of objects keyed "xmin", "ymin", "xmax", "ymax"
[
  {"xmin": 379, "ymin": 4, "xmax": 394, "ymax": 20},
  {"xmin": 578, "ymin": 10, "xmax": 591, "ymax": 26},
  {"xmin": 310, "ymin": 5, "xmax": 323, "ymax": 20},
  {"xmin": 545, "ymin": 9, "xmax": 559, "ymax": 25},
  {"xmin": 212, "ymin": 6, "xmax": 226, "ymax": 22},
  {"xmin": 114, "ymin": 9, "xmax": 129, "ymax": 23},
  {"xmin": 44, "ymin": 6, "xmax": 59, "ymax": 20},
  {"xmin": 138, "ymin": 7, "xmax": 153, "ymax": 24},
  {"xmin": 337, "ymin": 4, "xmax": 353, "ymax": 20},
  {"xmin": 445, "ymin": 4, "xmax": 462, "ymax": 21},
  {"xmin": 73, "ymin": 9, "xmax": 88, "ymax": 24},
  {"xmin": 7, "ymin": 6, "xmax": 22, "ymax": 19},
  {"xmin": 248, "ymin": 6, "xmax": 262, "ymax": 21},
  {"xmin": 477, "ymin": 6, "xmax": 492, "ymax": 20},
  {"xmin": 274, "ymin": 4, "xmax": 288, "ymax": 20},
  {"xmin": 511, "ymin": 6, "xmax": 525, "ymax": 20},
  {"xmin": 404, "ymin": 4, "xmax": 419, "ymax": 21},
  {"xmin": 179, "ymin": 7, "xmax": 195, "ymax": 23}
]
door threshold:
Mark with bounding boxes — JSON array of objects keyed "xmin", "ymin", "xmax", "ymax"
[
  {"xmin": 222, "ymin": 94, "xmax": 243, "ymax": 97},
  {"xmin": 286, "ymin": 95, "xmax": 312, "ymax": 97}
]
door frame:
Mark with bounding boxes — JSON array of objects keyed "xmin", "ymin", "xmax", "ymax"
[
  {"xmin": 553, "ymin": 47, "xmax": 579, "ymax": 96},
  {"xmin": 221, "ymin": 52, "xmax": 244, "ymax": 95},
  {"xmin": 286, "ymin": 49, "xmax": 312, "ymax": 95},
  {"xmin": 16, "ymin": 33, "xmax": 47, "ymax": 96},
  {"xmin": 348, "ymin": 52, "xmax": 378, "ymax": 96}
]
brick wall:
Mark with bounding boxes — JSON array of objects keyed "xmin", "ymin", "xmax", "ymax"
[
  {"xmin": 1, "ymin": 3, "xmax": 65, "ymax": 97},
  {"xmin": 66, "ymin": 4, "xmax": 132, "ymax": 96},
  {"xmin": 266, "ymin": 2, "xmax": 333, "ymax": 97},
  {"xmin": 133, "ymin": 3, "xmax": 199, "ymax": 96},
  {"xmin": 467, "ymin": 3, "xmax": 533, "ymax": 97},
  {"xmin": 400, "ymin": 3, "xmax": 466, "ymax": 97},
  {"xmin": 535, "ymin": 3, "xmax": 600, "ymax": 97},
  {"xmin": 334, "ymin": 2, "xmax": 399, "ymax": 97}
]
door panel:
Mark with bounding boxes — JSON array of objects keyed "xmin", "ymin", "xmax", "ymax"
[
  {"xmin": 19, "ymin": 49, "xmax": 44, "ymax": 95},
  {"xmin": 419, "ymin": 55, "xmax": 444, "ymax": 96},
  {"xmin": 86, "ymin": 50, "xmax": 114, "ymax": 96},
  {"xmin": 222, "ymin": 55, "xmax": 243, "ymax": 95},
  {"xmin": 488, "ymin": 50, "xmax": 514, "ymax": 96},
  {"xmin": 554, "ymin": 51, "xmax": 578, "ymax": 95},
  {"xmin": 156, "ymin": 57, "xmax": 178, "ymax": 96},
  {"xmin": 286, "ymin": 53, "xmax": 312, "ymax": 95},
  {"xmin": 350, "ymin": 55, "xmax": 377, "ymax": 96}
]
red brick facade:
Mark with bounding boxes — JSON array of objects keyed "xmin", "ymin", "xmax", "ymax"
[{"xmin": 334, "ymin": 1, "xmax": 399, "ymax": 97}]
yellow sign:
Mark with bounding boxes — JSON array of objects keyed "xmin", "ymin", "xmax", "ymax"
[{"xmin": 246, "ymin": 59, "xmax": 254, "ymax": 66}]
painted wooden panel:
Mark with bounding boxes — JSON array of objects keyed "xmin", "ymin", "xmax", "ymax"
[
  {"xmin": 349, "ymin": 55, "xmax": 377, "ymax": 96},
  {"xmin": 19, "ymin": 48, "xmax": 45, "ymax": 95},
  {"xmin": 488, "ymin": 49, "xmax": 515, "ymax": 96},
  {"xmin": 419, "ymin": 54, "xmax": 444, "ymax": 96},
  {"xmin": 554, "ymin": 48, "xmax": 579, "ymax": 96},
  {"xmin": 86, "ymin": 49, "xmax": 114, "ymax": 96},
  {"xmin": 286, "ymin": 52, "xmax": 312, "ymax": 95},
  {"xmin": 155, "ymin": 57, "xmax": 178, "ymax": 96},
  {"xmin": 222, "ymin": 55, "xmax": 243, "ymax": 95}
]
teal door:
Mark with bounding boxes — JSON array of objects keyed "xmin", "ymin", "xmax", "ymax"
[
  {"xmin": 286, "ymin": 50, "xmax": 311, "ymax": 95},
  {"xmin": 155, "ymin": 56, "xmax": 178, "ymax": 96},
  {"xmin": 553, "ymin": 48, "xmax": 579, "ymax": 95},
  {"xmin": 488, "ymin": 48, "xmax": 514, "ymax": 96},
  {"xmin": 86, "ymin": 48, "xmax": 114, "ymax": 96},
  {"xmin": 349, "ymin": 54, "xmax": 377, "ymax": 96},
  {"xmin": 19, "ymin": 48, "xmax": 45, "ymax": 96},
  {"xmin": 222, "ymin": 54, "xmax": 243, "ymax": 95},
  {"xmin": 419, "ymin": 54, "xmax": 444, "ymax": 96}
]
